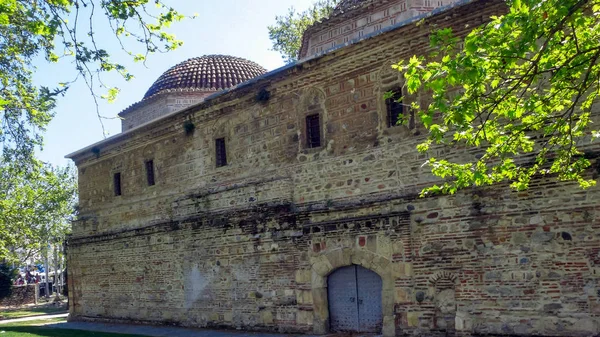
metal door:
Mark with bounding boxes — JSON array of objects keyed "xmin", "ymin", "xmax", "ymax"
[
  {"xmin": 327, "ymin": 265, "xmax": 382, "ymax": 333},
  {"xmin": 357, "ymin": 266, "xmax": 383, "ymax": 332},
  {"xmin": 328, "ymin": 265, "xmax": 359, "ymax": 332}
]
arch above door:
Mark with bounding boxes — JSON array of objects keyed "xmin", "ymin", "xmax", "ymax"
[
  {"xmin": 328, "ymin": 265, "xmax": 383, "ymax": 333},
  {"xmin": 310, "ymin": 248, "xmax": 396, "ymax": 337}
]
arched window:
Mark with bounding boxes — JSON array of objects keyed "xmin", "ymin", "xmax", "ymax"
[{"xmin": 306, "ymin": 114, "xmax": 321, "ymax": 148}]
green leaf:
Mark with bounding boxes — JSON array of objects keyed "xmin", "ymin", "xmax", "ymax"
[{"xmin": 394, "ymin": 0, "xmax": 600, "ymax": 195}]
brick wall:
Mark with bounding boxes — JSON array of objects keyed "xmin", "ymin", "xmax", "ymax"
[
  {"xmin": 120, "ymin": 91, "xmax": 214, "ymax": 131},
  {"xmin": 300, "ymin": 0, "xmax": 460, "ymax": 58},
  {"xmin": 68, "ymin": 0, "xmax": 600, "ymax": 336}
]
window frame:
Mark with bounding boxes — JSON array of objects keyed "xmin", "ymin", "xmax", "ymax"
[
  {"xmin": 305, "ymin": 114, "xmax": 321, "ymax": 148},
  {"xmin": 113, "ymin": 172, "xmax": 122, "ymax": 196},
  {"xmin": 215, "ymin": 138, "xmax": 228, "ymax": 167},
  {"xmin": 145, "ymin": 160, "xmax": 155, "ymax": 186},
  {"xmin": 386, "ymin": 88, "xmax": 403, "ymax": 128}
]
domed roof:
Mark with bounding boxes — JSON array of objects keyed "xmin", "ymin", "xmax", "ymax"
[{"xmin": 143, "ymin": 55, "xmax": 267, "ymax": 99}]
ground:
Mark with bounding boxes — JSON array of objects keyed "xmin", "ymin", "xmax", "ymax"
[
  {"xmin": 0, "ymin": 315, "xmax": 322, "ymax": 337},
  {"xmin": 0, "ymin": 317, "xmax": 141, "ymax": 337},
  {"xmin": 0, "ymin": 301, "xmax": 67, "ymax": 320}
]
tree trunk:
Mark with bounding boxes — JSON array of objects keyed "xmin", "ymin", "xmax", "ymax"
[
  {"xmin": 57, "ymin": 252, "xmax": 62, "ymax": 296},
  {"xmin": 44, "ymin": 246, "xmax": 50, "ymax": 299},
  {"xmin": 53, "ymin": 244, "xmax": 60, "ymax": 299}
]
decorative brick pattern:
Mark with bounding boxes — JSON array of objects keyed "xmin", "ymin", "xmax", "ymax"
[{"xmin": 299, "ymin": 0, "xmax": 460, "ymax": 59}]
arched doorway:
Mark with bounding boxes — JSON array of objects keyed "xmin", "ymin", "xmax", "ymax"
[{"xmin": 327, "ymin": 265, "xmax": 383, "ymax": 333}]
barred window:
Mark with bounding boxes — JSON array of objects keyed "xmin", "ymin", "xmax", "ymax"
[
  {"xmin": 386, "ymin": 88, "xmax": 403, "ymax": 127},
  {"xmin": 215, "ymin": 138, "xmax": 227, "ymax": 167},
  {"xmin": 306, "ymin": 114, "xmax": 321, "ymax": 148},
  {"xmin": 145, "ymin": 160, "xmax": 155, "ymax": 186}
]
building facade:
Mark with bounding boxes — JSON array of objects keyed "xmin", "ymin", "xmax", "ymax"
[
  {"xmin": 299, "ymin": 0, "xmax": 458, "ymax": 58},
  {"xmin": 66, "ymin": 0, "xmax": 600, "ymax": 336}
]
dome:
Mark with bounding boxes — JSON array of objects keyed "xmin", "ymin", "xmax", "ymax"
[{"xmin": 143, "ymin": 55, "xmax": 267, "ymax": 99}]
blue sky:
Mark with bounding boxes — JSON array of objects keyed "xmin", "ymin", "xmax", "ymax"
[{"xmin": 35, "ymin": 0, "xmax": 316, "ymax": 167}]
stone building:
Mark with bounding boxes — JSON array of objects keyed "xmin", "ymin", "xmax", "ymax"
[{"xmin": 65, "ymin": 0, "xmax": 600, "ymax": 336}]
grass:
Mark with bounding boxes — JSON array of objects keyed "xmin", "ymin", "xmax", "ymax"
[
  {"xmin": 0, "ymin": 305, "xmax": 67, "ymax": 320},
  {"xmin": 0, "ymin": 318, "xmax": 148, "ymax": 337}
]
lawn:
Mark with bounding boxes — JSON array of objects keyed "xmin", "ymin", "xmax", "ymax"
[
  {"xmin": 0, "ymin": 305, "xmax": 67, "ymax": 320},
  {"xmin": 0, "ymin": 318, "xmax": 148, "ymax": 337}
]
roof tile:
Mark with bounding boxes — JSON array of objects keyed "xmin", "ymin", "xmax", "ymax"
[{"xmin": 143, "ymin": 55, "xmax": 266, "ymax": 99}]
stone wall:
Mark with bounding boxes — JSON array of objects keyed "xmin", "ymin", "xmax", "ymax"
[
  {"xmin": 299, "ymin": 0, "xmax": 459, "ymax": 59},
  {"xmin": 0, "ymin": 285, "xmax": 38, "ymax": 307},
  {"xmin": 120, "ymin": 91, "xmax": 213, "ymax": 131},
  {"xmin": 68, "ymin": 0, "xmax": 600, "ymax": 336}
]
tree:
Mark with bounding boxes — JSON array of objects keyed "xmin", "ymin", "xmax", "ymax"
[
  {"xmin": 0, "ymin": 1, "xmax": 187, "ymax": 264},
  {"xmin": 0, "ymin": 264, "xmax": 18, "ymax": 299},
  {"xmin": 268, "ymin": 0, "xmax": 339, "ymax": 63},
  {"xmin": 0, "ymin": 0, "xmax": 188, "ymax": 168},
  {"xmin": 396, "ymin": 0, "xmax": 600, "ymax": 195},
  {"xmin": 0, "ymin": 162, "xmax": 77, "ymax": 264}
]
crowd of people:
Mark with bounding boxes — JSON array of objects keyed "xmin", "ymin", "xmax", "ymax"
[{"xmin": 14, "ymin": 270, "xmax": 43, "ymax": 286}]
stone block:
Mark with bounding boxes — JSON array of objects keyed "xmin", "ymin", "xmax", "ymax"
[
  {"xmin": 531, "ymin": 231, "xmax": 554, "ymax": 243},
  {"xmin": 351, "ymin": 249, "xmax": 374, "ymax": 268},
  {"xmin": 455, "ymin": 311, "xmax": 468, "ymax": 331},
  {"xmin": 395, "ymin": 287, "xmax": 411, "ymax": 303},
  {"xmin": 392, "ymin": 241, "xmax": 404, "ymax": 254},
  {"xmin": 325, "ymin": 249, "xmax": 351, "ymax": 269},
  {"xmin": 367, "ymin": 235, "xmax": 377, "ymax": 252},
  {"xmin": 373, "ymin": 255, "xmax": 390, "ymax": 272},
  {"xmin": 407, "ymin": 312, "xmax": 420, "ymax": 327},
  {"xmin": 296, "ymin": 290, "xmax": 313, "ymax": 305},
  {"xmin": 312, "ymin": 259, "xmax": 332, "ymax": 277},
  {"xmin": 311, "ymin": 271, "xmax": 326, "ymax": 288},
  {"xmin": 296, "ymin": 310, "xmax": 314, "ymax": 325},
  {"xmin": 261, "ymin": 310, "xmax": 274, "ymax": 324},
  {"xmin": 382, "ymin": 289, "xmax": 395, "ymax": 315},
  {"xmin": 304, "ymin": 290, "xmax": 313, "ymax": 304},
  {"xmin": 529, "ymin": 215, "xmax": 544, "ymax": 225},
  {"xmin": 382, "ymin": 315, "xmax": 395, "ymax": 337},
  {"xmin": 392, "ymin": 262, "xmax": 412, "ymax": 278},
  {"xmin": 312, "ymin": 287, "xmax": 328, "ymax": 320}
]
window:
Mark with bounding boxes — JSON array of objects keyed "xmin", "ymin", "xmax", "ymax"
[
  {"xmin": 386, "ymin": 88, "xmax": 403, "ymax": 127},
  {"xmin": 215, "ymin": 138, "xmax": 227, "ymax": 167},
  {"xmin": 306, "ymin": 114, "xmax": 321, "ymax": 148},
  {"xmin": 145, "ymin": 160, "xmax": 155, "ymax": 186},
  {"xmin": 113, "ymin": 173, "xmax": 122, "ymax": 196}
]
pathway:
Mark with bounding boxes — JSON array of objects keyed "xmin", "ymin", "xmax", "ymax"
[
  {"xmin": 0, "ymin": 314, "xmax": 370, "ymax": 337},
  {"xmin": 46, "ymin": 319, "xmax": 321, "ymax": 337},
  {"xmin": 0, "ymin": 313, "xmax": 69, "ymax": 324}
]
